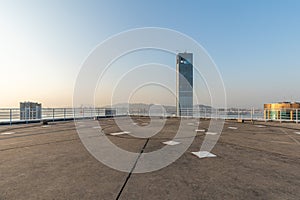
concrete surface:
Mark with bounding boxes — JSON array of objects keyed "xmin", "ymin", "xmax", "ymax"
[{"xmin": 0, "ymin": 117, "xmax": 299, "ymax": 200}]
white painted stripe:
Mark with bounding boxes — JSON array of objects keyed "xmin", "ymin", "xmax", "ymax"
[
  {"xmin": 228, "ymin": 127, "xmax": 238, "ymax": 130},
  {"xmin": 271, "ymin": 141, "xmax": 294, "ymax": 144},
  {"xmin": 205, "ymin": 132, "xmax": 218, "ymax": 135},
  {"xmin": 162, "ymin": 140, "xmax": 181, "ymax": 145},
  {"xmin": 195, "ymin": 129, "xmax": 206, "ymax": 132},
  {"xmin": 6, "ymin": 141, "xmax": 22, "ymax": 145},
  {"xmin": 281, "ymin": 128, "xmax": 300, "ymax": 145},
  {"xmin": 1, "ymin": 132, "xmax": 15, "ymax": 135},
  {"xmin": 41, "ymin": 125, "xmax": 50, "ymax": 128},
  {"xmin": 191, "ymin": 151, "xmax": 217, "ymax": 158},
  {"xmin": 294, "ymin": 132, "xmax": 300, "ymax": 135},
  {"xmin": 110, "ymin": 131, "xmax": 130, "ymax": 136},
  {"xmin": 255, "ymin": 125, "xmax": 266, "ymax": 128}
]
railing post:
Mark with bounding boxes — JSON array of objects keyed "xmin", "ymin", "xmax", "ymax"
[
  {"xmin": 264, "ymin": 109, "xmax": 267, "ymax": 122},
  {"xmin": 296, "ymin": 109, "xmax": 298, "ymax": 124},
  {"xmin": 73, "ymin": 108, "xmax": 76, "ymax": 120},
  {"xmin": 64, "ymin": 108, "xmax": 66, "ymax": 120},
  {"xmin": 10, "ymin": 109, "xmax": 12, "ymax": 126},
  {"xmin": 41, "ymin": 107, "xmax": 43, "ymax": 121},
  {"xmin": 216, "ymin": 108, "xmax": 217, "ymax": 119},
  {"xmin": 26, "ymin": 108, "xmax": 28, "ymax": 124},
  {"xmin": 279, "ymin": 109, "xmax": 282, "ymax": 123},
  {"xmin": 52, "ymin": 108, "xmax": 55, "ymax": 122}
]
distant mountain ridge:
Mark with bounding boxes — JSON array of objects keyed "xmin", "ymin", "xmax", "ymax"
[{"xmin": 102, "ymin": 103, "xmax": 213, "ymax": 114}]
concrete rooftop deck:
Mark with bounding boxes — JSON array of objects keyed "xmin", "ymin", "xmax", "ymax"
[{"xmin": 0, "ymin": 117, "xmax": 300, "ymax": 200}]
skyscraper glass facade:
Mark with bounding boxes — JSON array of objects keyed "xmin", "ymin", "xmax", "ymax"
[{"xmin": 176, "ymin": 53, "xmax": 193, "ymax": 116}]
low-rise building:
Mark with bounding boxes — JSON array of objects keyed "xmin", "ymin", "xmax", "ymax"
[
  {"xmin": 264, "ymin": 102, "xmax": 300, "ymax": 120},
  {"xmin": 20, "ymin": 102, "xmax": 42, "ymax": 120}
]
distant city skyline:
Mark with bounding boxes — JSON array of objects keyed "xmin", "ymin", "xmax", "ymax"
[{"xmin": 1, "ymin": 0, "xmax": 300, "ymax": 108}]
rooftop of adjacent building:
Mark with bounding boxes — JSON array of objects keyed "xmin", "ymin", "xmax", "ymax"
[{"xmin": 264, "ymin": 102, "xmax": 300, "ymax": 109}]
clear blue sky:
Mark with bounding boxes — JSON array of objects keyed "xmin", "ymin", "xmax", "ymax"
[{"xmin": 0, "ymin": 0, "xmax": 299, "ymax": 108}]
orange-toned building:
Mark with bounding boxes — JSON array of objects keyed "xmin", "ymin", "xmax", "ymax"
[{"xmin": 264, "ymin": 102, "xmax": 300, "ymax": 120}]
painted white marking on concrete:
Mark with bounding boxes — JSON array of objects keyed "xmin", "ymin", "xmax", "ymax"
[
  {"xmin": 7, "ymin": 141, "xmax": 23, "ymax": 145},
  {"xmin": 255, "ymin": 125, "xmax": 266, "ymax": 128},
  {"xmin": 228, "ymin": 127, "xmax": 238, "ymax": 130},
  {"xmin": 41, "ymin": 125, "xmax": 50, "ymax": 128},
  {"xmin": 191, "ymin": 151, "xmax": 217, "ymax": 158},
  {"xmin": 110, "ymin": 131, "xmax": 130, "ymax": 136},
  {"xmin": 271, "ymin": 141, "xmax": 294, "ymax": 144},
  {"xmin": 1, "ymin": 132, "xmax": 15, "ymax": 135},
  {"xmin": 132, "ymin": 123, "xmax": 138, "ymax": 125},
  {"xmin": 294, "ymin": 132, "xmax": 300, "ymax": 135},
  {"xmin": 205, "ymin": 132, "xmax": 218, "ymax": 135},
  {"xmin": 92, "ymin": 126, "xmax": 100, "ymax": 129},
  {"xmin": 281, "ymin": 128, "xmax": 300, "ymax": 145},
  {"xmin": 195, "ymin": 129, "xmax": 206, "ymax": 132},
  {"xmin": 162, "ymin": 140, "xmax": 181, "ymax": 146}
]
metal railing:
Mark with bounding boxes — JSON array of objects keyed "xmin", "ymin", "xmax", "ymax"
[
  {"xmin": 0, "ymin": 107, "xmax": 298, "ymax": 125},
  {"xmin": 0, "ymin": 108, "xmax": 128, "ymax": 125},
  {"xmin": 263, "ymin": 108, "xmax": 299, "ymax": 123}
]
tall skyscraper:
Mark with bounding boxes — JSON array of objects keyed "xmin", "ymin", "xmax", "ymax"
[{"xmin": 176, "ymin": 53, "xmax": 193, "ymax": 116}]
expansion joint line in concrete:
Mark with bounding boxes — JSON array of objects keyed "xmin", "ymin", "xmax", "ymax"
[
  {"xmin": 280, "ymin": 128, "xmax": 300, "ymax": 145},
  {"xmin": 115, "ymin": 138, "xmax": 150, "ymax": 200}
]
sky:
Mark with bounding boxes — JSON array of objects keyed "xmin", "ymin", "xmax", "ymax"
[{"xmin": 0, "ymin": 0, "xmax": 300, "ymax": 108}]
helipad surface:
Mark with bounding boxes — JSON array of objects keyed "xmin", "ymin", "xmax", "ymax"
[{"xmin": 0, "ymin": 117, "xmax": 299, "ymax": 200}]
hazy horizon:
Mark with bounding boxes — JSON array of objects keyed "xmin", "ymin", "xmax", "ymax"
[{"xmin": 1, "ymin": 0, "xmax": 300, "ymax": 108}]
